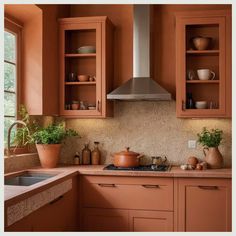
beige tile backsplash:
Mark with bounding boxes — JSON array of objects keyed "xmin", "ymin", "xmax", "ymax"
[{"xmin": 61, "ymin": 101, "xmax": 232, "ymax": 167}]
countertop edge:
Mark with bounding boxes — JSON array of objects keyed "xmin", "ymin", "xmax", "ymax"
[{"xmin": 4, "ymin": 165, "xmax": 232, "ymax": 203}]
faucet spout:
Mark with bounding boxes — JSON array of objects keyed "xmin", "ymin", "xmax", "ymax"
[{"xmin": 7, "ymin": 120, "xmax": 28, "ymax": 157}]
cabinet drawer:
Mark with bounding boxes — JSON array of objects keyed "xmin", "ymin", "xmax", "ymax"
[
  {"xmin": 82, "ymin": 208, "xmax": 129, "ymax": 232},
  {"xmin": 129, "ymin": 210, "xmax": 173, "ymax": 232},
  {"xmin": 82, "ymin": 176, "xmax": 173, "ymax": 211}
]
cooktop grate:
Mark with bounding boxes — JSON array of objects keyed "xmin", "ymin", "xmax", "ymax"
[{"xmin": 103, "ymin": 164, "xmax": 170, "ymax": 171}]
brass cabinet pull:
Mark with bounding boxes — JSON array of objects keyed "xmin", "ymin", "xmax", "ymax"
[
  {"xmin": 98, "ymin": 183, "xmax": 116, "ymax": 187},
  {"xmin": 49, "ymin": 195, "xmax": 63, "ymax": 204},
  {"xmin": 142, "ymin": 184, "xmax": 160, "ymax": 188},
  {"xmin": 198, "ymin": 185, "xmax": 218, "ymax": 190}
]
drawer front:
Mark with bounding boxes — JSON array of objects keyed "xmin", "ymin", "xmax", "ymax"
[
  {"xmin": 129, "ymin": 210, "xmax": 174, "ymax": 232},
  {"xmin": 82, "ymin": 176, "xmax": 173, "ymax": 211},
  {"xmin": 82, "ymin": 208, "xmax": 129, "ymax": 232}
]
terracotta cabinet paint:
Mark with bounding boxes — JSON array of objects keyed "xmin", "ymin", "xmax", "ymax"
[
  {"xmin": 177, "ymin": 178, "xmax": 231, "ymax": 232},
  {"xmin": 129, "ymin": 210, "xmax": 173, "ymax": 232},
  {"xmin": 82, "ymin": 208, "xmax": 129, "ymax": 232},
  {"xmin": 5, "ymin": 174, "xmax": 232, "ymax": 232},
  {"xmin": 82, "ymin": 176, "xmax": 173, "ymax": 210},
  {"xmin": 5, "ymin": 176, "xmax": 79, "ymax": 232},
  {"xmin": 175, "ymin": 10, "xmax": 231, "ymax": 118},
  {"xmin": 59, "ymin": 16, "xmax": 114, "ymax": 118},
  {"xmin": 81, "ymin": 176, "xmax": 174, "ymax": 232}
]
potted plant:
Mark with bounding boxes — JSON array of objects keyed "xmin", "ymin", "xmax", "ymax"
[
  {"xmin": 12, "ymin": 105, "xmax": 38, "ymax": 154},
  {"xmin": 29, "ymin": 123, "xmax": 79, "ymax": 168},
  {"xmin": 197, "ymin": 127, "xmax": 224, "ymax": 169}
]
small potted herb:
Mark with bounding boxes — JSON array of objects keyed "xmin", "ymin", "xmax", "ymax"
[
  {"xmin": 197, "ymin": 127, "xmax": 223, "ymax": 169},
  {"xmin": 29, "ymin": 123, "xmax": 79, "ymax": 168},
  {"xmin": 12, "ymin": 105, "xmax": 38, "ymax": 154}
]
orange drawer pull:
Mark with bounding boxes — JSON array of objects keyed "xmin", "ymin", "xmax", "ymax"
[
  {"xmin": 142, "ymin": 184, "xmax": 160, "ymax": 188},
  {"xmin": 198, "ymin": 185, "xmax": 218, "ymax": 190},
  {"xmin": 98, "ymin": 183, "xmax": 116, "ymax": 187}
]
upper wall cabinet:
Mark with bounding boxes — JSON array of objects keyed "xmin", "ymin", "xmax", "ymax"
[
  {"xmin": 58, "ymin": 16, "xmax": 114, "ymax": 118},
  {"xmin": 175, "ymin": 10, "xmax": 231, "ymax": 118}
]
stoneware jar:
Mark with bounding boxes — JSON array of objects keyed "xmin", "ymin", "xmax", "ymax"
[{"xmin": 203, "ymin": 147, "xmax": 223, "ymax": 169}]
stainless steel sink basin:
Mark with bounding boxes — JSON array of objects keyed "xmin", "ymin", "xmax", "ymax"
[{"xmin": 5, "ymin": 171, "xmax": 57, "ymax": 186}]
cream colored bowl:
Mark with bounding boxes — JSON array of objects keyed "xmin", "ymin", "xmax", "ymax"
[{"xmin": 195, "ymin": 101, "xmax": 207, "ymax": 109}]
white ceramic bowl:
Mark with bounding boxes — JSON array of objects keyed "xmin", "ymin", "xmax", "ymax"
[
  {"xmin": 77, "ymin": 46, "xmax": 96, "ymax": 54},
  {"xmin": 195, "ymin": 101, "xmax": 207, "ymax": 109}
]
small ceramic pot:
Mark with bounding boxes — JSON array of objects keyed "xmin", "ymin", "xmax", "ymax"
[
  {"xmin": 192, "ymin": 37, "xmax": 212, "ymax": 50},
  {"xmin": 203, "ymin": 147, "xmax": 223, "ymax": 169}
]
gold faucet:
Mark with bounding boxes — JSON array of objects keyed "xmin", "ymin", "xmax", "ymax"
[{"xmin": 7, "ymin": 120, "xmax": 28, "ymax": 157}]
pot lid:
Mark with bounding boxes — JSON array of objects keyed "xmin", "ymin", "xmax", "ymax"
[{"xmin": 115, "ymin": 147, "xmax": 139, "ymax": 157}]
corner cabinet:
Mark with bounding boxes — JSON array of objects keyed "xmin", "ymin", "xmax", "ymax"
[
  {"xmin": 59, "ymin": 17, "xmax": 114, "ymax": 118},
  {"xmin": 175, "ymin": 10, "xmax": 231, "ymax": 118}
]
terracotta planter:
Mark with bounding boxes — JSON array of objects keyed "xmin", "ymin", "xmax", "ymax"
[
  {"xmin": 36, "ymin": 144, "xmax": 61, "ymax": 168},
  {"xmin": 203, "ymin": 147, "xmax": 223, "ymax": 169}
]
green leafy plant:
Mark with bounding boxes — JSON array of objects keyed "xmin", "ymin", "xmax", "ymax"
[
  {"xmin": 30, "ymin": 123, "xmax": 79, "ymax": 144},
  {"xmin": 14, "ymin": 105, "xmax": 39, "ymax": 147},
  {"xmin": 197, "ymin": 127, "xmax": 223, "ymax": 147}
]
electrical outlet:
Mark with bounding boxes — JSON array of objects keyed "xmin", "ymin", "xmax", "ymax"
[{"xmin": 188, "ymin": 140, "xmax": 197, "ymax": 149}]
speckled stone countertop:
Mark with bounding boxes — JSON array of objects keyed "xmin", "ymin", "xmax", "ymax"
[{"xmin": 5, "ymin": 165, "xmax": 232, "ymax": 203}]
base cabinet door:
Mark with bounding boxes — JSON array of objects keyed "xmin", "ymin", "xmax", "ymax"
[
  {"xmin": 178, "ymin": 178, "xmax": 231, "ymax": 232},
  {"xmin": 129, "ymin": 210, "xmax": 173, "ymax": 232},
  {"xmin": 82, "ymin": 208, "xmax": 129, "ymax": 232},
  {"xmin": 5, "ymin": 177, "xmax": 79, "ymax": 232}
]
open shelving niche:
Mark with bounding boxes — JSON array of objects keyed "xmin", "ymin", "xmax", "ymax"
[{"xmin": 185, "ymin": 23, "xmax": 220, "ymax": 110}]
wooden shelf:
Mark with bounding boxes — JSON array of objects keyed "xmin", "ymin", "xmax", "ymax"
[
  {"xmin": 186, "ymin": 50, "xmax": 219, "ymax": 55},
  {"xmin": 186, "ymin": 80, "xmax": 219, "ymax": 84},
  {"xmin": 65, "ymin": 53, "xmax": 96, "ymax": 58},
  {"xmin": 65, "ymin": 81, "xmax": 96, "ymax": 85}
]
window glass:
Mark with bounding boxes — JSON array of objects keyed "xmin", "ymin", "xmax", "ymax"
[{"xmin": 4, "ymin": 30, "xmax": 17, "ymax": 147}]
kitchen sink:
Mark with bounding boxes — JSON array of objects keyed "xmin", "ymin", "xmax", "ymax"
[{"xmin": 5, "ymin": 171, "xmax": 57, "ymax": 186}]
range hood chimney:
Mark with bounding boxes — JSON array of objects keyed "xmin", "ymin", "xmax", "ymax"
[{"xmin": 107, "ymin": 5, "xmax": 171, "ymax": 101}]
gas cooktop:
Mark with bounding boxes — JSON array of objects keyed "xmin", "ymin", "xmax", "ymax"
[{"xmin": 104, "ymin": 164, "xmax": 170, "ymax": 172}]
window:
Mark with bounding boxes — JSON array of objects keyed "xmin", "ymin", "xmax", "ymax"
[{"xmin": 4, "ymin": 18, "xmax": 21, "ymax": 147}]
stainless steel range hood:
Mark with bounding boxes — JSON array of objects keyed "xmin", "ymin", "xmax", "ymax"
[{"xmin": 107, "ymin": 5, "xmax": 171, "ymax": 101}]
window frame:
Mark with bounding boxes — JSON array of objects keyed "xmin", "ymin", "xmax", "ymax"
[
  {"xmin": 4, "ymin": 17, "xmax": 22, "ymax": 148},
  {"xmin": 4, "ymin": 17, "xmax": 22, "ymax": 115}
]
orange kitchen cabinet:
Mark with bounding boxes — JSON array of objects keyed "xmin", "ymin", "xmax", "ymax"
[
  {"xmin": 5, "ymin": 176, "xmax": 79, "ymax": 232},
  {"xmin": 82, "ymin": 208, "xmax": 129, "ymax": 232},
  {"xmin": 58, "ymin": 16, "xmax": 114, "ymax": 118},
  {"xmin": 177, "ymin": 178, "xmax": 231, "ymax": 232},
  {"xmin": 80, "ymin": 176, "xmax": 174, "ymax": 232},
  {"xmin": 175, "ymin": 10, "xmax": 231, "ymax": 118},
  {"xmin": 31, "ymin": 184, "xmax": 79, "ymax": 231},
  {"xmin": 129, "ymin": 210, "xmax": 173, "ymax": 232}
]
